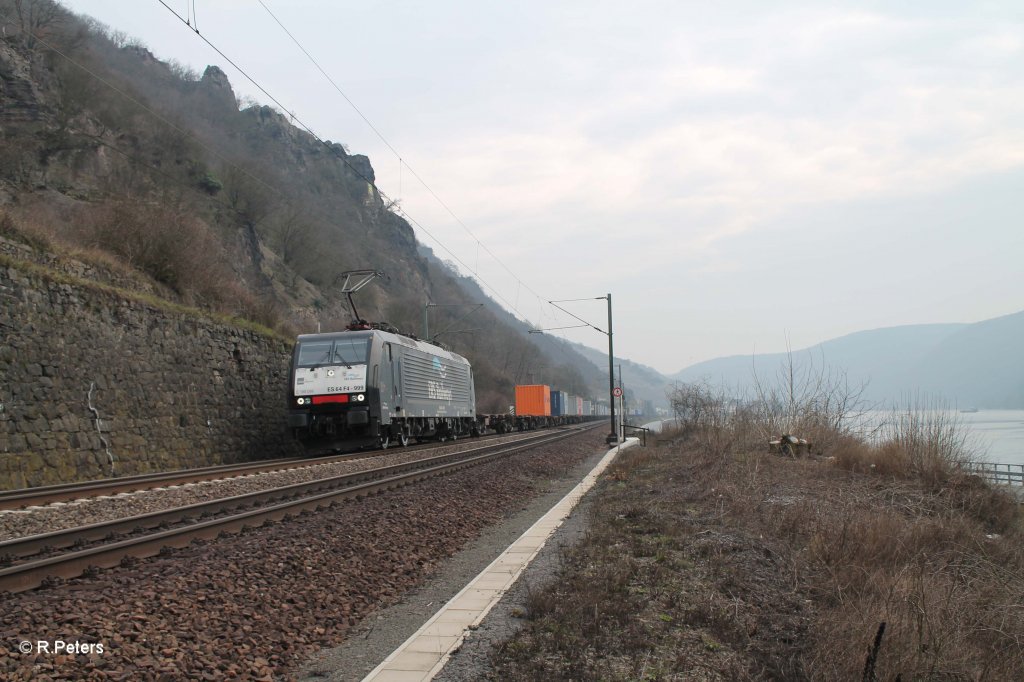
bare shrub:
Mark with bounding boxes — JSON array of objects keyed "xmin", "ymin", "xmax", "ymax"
[
  {"xmin": 664, "ymin": 379, "xmax": 1024, "ymax": 677},
  {"xmin": 72, "ymin": 198, "xmax": 232, "ymax": 305},
  {"xmin": 6, "ymin": 0, "xmax": 65, "ymax": 52},
  {"xmin": 729, "ymin": 444, "xmax": 1024, "ymax": 679},
  {"xmin": 835, "ymin": 397, "xmax": 984, "ymax": 486},
  {"xmin": 879, "ymin": 396, "xmax": 976, "ymax": 483},
  {"xmin": 940, "ymin": 471, "xmax": 1020, "ymax": 532},
  {"xmin": 0, "ymin": 131, "xmax": 42, "ymax": 186},
  {"xmin": 667, "ymin": 380, "xmax": 751, "ymax": 461},
  {"xmin": 492, "ymin": 409, "xmax": 1023, "ymax": 680},
  {"xmin": 671, "ymin": 350, "xmax": 871, "ymax": 461},
  {"xmin": 0, "ymin": 207, "xmax": 55, "ymax": 251},
  {"xmin": 216, "ymin": 280, "xmax": 292, "ymax": 336},
  {"xmin": 3, "ymin": 197, "xmax": 286, "ymax": 331},
  {"xmin": 833, "ymin": 439, "xmax": 909, "ymax": 476},
  {"xmin": 752, "ymin": 348, "xmax": 870, "ymax": 454}
]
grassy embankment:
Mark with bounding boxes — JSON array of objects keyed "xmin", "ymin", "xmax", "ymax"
[
  {"xmin": 0, "ymin": 210, "xmax": 288, "ymax": 340},
  {"xmin": 488, "ymin": 406, "xmax": 1023, "ymax": 680}
]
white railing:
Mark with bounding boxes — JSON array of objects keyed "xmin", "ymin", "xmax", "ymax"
[{"xmin": 962, "ymin": 461, "xmax": 1024, "ymax": 486}]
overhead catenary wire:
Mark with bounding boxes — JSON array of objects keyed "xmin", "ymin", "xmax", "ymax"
[
  {"xmin": 233, "ymin": 12, "xmax": 581, "ymax": 334},
  {"xmin": 254, "ymin": 0, "xmax": 400, "ymax": 161},
  {"xmin": 3, "ymin": 5, "xmax": 587, "ymax": 344},
  {"xmin": 254, "ymin": 0, "xmax": 547, "ymax": 304},
  {"xmin": 0, "ymin": 11, "xmax": 487, "ymax": 329},
  {"xmin": 0, "ymin": 15, "xmax": 276, "ymax": 203},
  {"xmin": 154, "ymin": 0, "xmax": 539, "ymax": 325},
  {"xmin": 0, "ymin": 15, "xmax": 354, "ymax": 258}
]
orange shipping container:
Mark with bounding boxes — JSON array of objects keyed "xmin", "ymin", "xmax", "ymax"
[{"xmin": 515, "ymin": 385, "xmax": 551, "ymax": 416}]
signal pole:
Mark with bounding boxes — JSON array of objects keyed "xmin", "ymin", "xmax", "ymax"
[{"xmin": 606, "ymin": 293, "xmax": 617, "ymax": 445}]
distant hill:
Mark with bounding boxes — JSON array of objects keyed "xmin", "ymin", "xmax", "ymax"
[
  {"xmin": 672, "ymin": 311, "xmax": 1024, "ymax": 408},
  {"xmin": 912, "ymin": 311, "xmax": 1024, "ymax": 408},
  {"xmin": 565, "ymin": 342, "xmax": 672, "ymax": 408}
]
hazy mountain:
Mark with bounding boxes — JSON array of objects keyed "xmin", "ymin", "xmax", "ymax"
[
  {"xmin": 672, "ymin": 311, "xmax": 1024, "ymax": 408},
  {"xmin": 561, "ymin": 341, "xmax": 672, "ymax": 408},
  {"xmin": 911, "ymin": 310, "xmax": 1024, "ymax": 408}
]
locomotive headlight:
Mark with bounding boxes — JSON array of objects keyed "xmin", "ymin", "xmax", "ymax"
[
  {"xmin": 356, "ymin": 394, "xmax": 365, "ymax": 402},
  {"xmin": 296, "ymin": 397, "xmax": 306, "ymax": 405}
]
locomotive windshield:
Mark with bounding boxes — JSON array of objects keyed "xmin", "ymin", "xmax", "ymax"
[{"xmin": 296, "ymin": 337, "xmax": 369, "ymax": 367}]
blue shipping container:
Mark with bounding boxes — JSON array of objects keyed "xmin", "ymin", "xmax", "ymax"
[{"xmin": 550, "ymin": 390, "xmax": 563, "ymax": 416}]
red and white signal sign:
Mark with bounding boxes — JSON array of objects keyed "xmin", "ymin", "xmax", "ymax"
[{"xmin": 612, "ymin": 387, "xmax": 623, "ymax": 397}]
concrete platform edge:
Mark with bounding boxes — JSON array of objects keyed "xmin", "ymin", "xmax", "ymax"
[{"xmin": 361, "ymin": 436, "xmax": 641, "ymax": 682}]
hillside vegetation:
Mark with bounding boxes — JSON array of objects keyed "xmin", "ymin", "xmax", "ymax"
[{"xmin": 0, "ymin": 0, "xmax": 607, "ymax": 410}]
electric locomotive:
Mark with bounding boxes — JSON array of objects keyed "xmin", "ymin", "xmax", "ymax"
[{"xmin": 287, "ymin": 323, "xmax": 479, "ymax": 453}]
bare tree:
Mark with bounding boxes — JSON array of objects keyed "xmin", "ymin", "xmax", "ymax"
[
  {"xmin": 750, "ymin": 345, "xmax": 870, "ymax": 452},
  {"xmin": 667, "ymin": 380, "xmax": 737, "ymax": 459},
  {"xmin": 8, "ymin": 0, "xmax": 63, "ymax": 51},
  {"xmin": 266, "ymin": 206, "xmax": 315, "ymax": 268},
  {"xmin": 221, "ymin": 164, "xmax": 275, "ymax": 230}
]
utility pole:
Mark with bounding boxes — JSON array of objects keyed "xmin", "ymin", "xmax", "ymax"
[
  {"xmin": 606, "ymin": 293, "xmax": 617, "ymax": 445},
  {"xmin": 529, "ymin": 293, "xmax": 618, "ymax": 446}
]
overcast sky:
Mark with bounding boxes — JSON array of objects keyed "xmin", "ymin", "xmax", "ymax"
[{"xmin": 60, "ymin": 1, "xmax": 1024, "ymax": 374}]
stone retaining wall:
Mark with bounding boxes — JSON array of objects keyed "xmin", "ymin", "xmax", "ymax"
[{"xmin": 0, "ymin": 256, "xmax": 302, "ymax": 489}]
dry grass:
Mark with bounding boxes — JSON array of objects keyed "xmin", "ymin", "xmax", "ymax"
[
  {"xmin": 0, "ymin": 251, "xmax": 288, "ymax": 343},
  {"xmin": 489, "ymin": 416, "xmax": 1023, "ymax": 680},
  {"xmin": 1, "ymin": 202, "xmax": 293, "ymax": 336},
  {"xmin": 69, "ymin": 198, "xmax": 234, "ymax": 304}
]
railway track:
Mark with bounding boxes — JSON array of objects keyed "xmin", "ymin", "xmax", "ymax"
[
  {"xmin": 0, "ymin": 425, "xmax": 596, "ymax": 593},
  {"xmin": 0, "ymin": 430, "xmax": 527, "ymax": 511}
]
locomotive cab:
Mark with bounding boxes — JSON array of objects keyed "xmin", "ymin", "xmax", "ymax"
[{"xmin": 287, "ymin": 332, "xmax": 379, "ymax": 451}]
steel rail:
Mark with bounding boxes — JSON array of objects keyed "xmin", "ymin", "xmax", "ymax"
[
  {"xmin": 0, "ymin": 430, "xmax": 525, "ymax": 510},
  {"xmin": 0, "ymin": 457, "xmax": 310, "ymax": 510},
  {"xmin": 0, "ymin": 430, "xmax": 566, "ymax": 560},
  {"xmin": 0, "ymin": 425, "xmax": 593, "ymax": 593}
]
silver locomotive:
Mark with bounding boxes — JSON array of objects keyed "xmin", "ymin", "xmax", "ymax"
[{"xmin": 287, "ymin": 326, "xmax": 479, "ymax": 453}]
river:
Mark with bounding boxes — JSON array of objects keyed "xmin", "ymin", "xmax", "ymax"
[
  {"xmin": 957, "ymin": 410, "xmax": 1024, "ymax": 466},
  {"xmin": 649, "ymin": 410, "xmax": 1024, "ymax": 466},
  {"xmin": 856, "ymin": 409, "xmax": 1024, "ymax": 466}
]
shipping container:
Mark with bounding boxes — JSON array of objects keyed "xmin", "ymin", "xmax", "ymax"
[
  {"xmin": 550, "ymin": 390, "xmax": 569, "ymax": 416},
  {"xmin": 582, "ymin": 399, "xmax": 592, "ymax": 415},
  {"xmin": 575, "ymin": 396, "xmax": 584, "ymax": 416},
  {"xmin": 515, "ymin": 384, "xmax": 551, "ymax": 416}
]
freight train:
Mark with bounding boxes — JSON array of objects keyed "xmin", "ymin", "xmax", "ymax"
[{"xmin": 286, "ymin": 323, "xmax": 601, "ymax": 453}]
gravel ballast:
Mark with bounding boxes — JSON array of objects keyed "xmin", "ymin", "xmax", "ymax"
[
  {"xmin": 0, "ymin": 430, "xmax": 608, "ymax": 680},
  {"xmin": 296, "ymin": 441, "xmax": 609, "ymax": 681},
  {"xmin": 0, "ymin": 433, "xmax": 549, "ymax": 542}
]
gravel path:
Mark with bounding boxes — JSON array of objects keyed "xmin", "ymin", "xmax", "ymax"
[
  {"xmin": 0, "ymin": 433, "xmax": 545, "ymax": 542},
  {"xmin": 0, "ymin": 430, "xmax": 605, "ymax": 680},
  {"xmin": 296, "ymin": 443, "xmax": 606, "ymax": 681}
]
